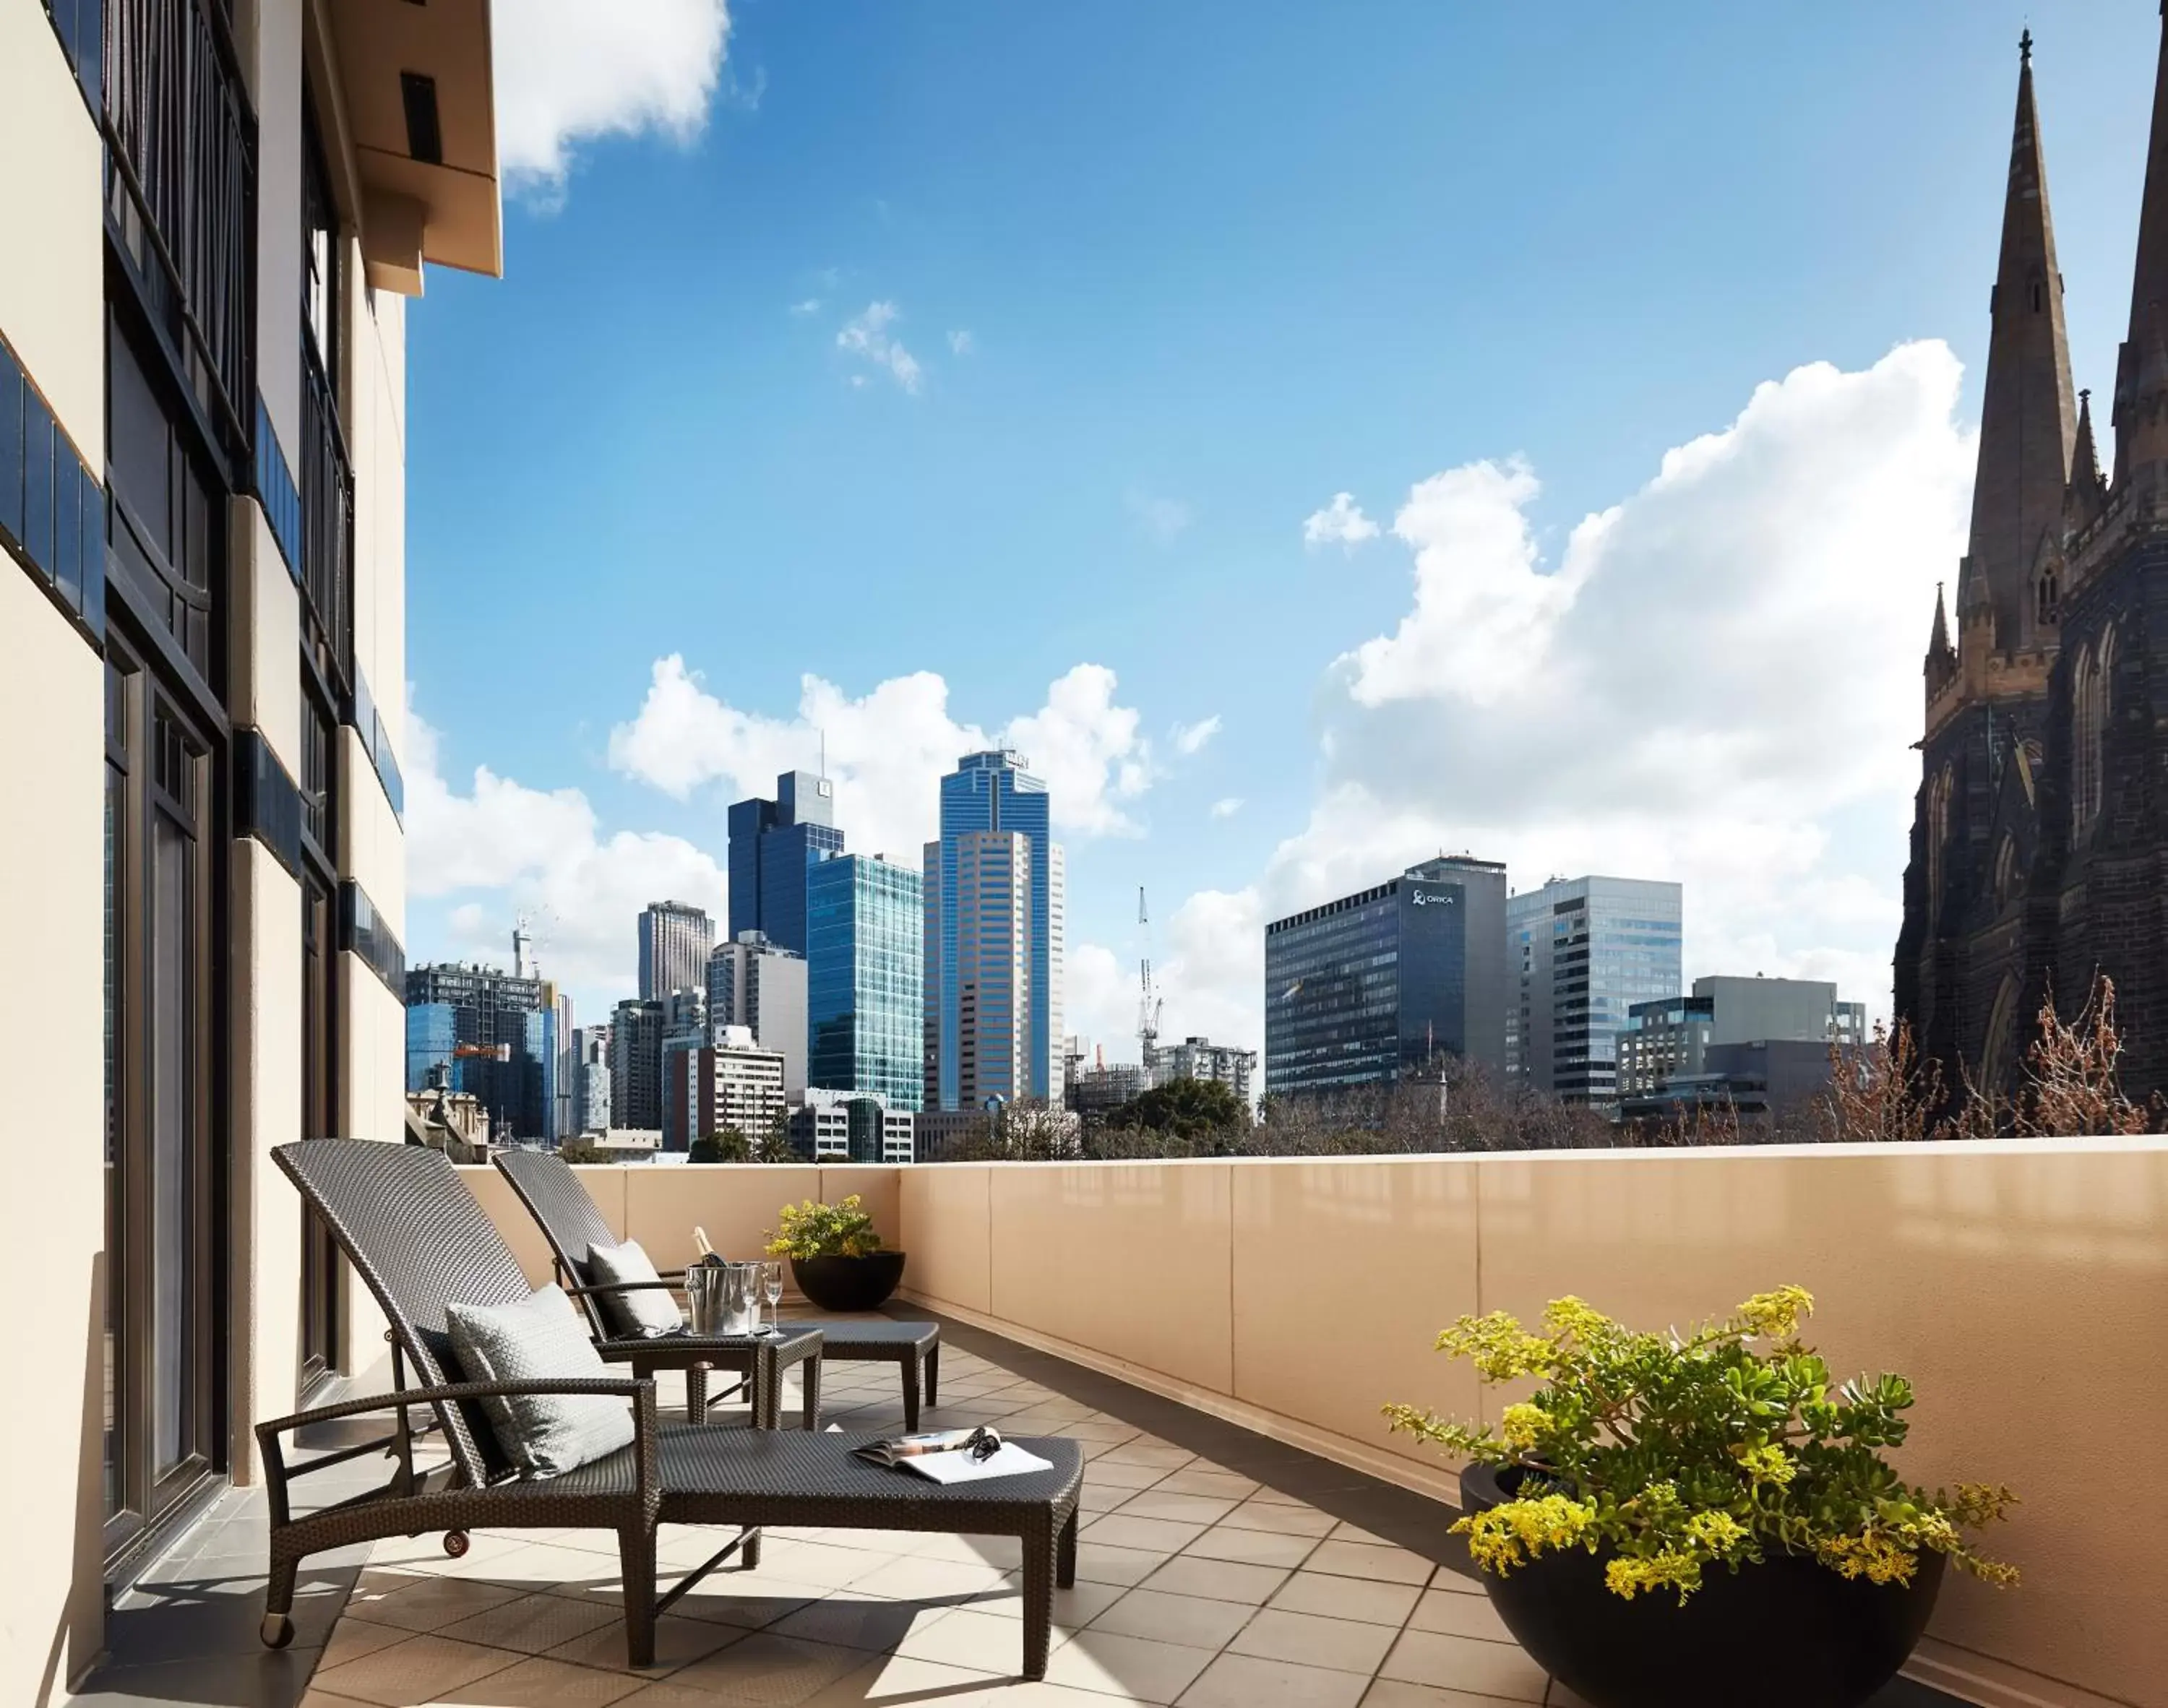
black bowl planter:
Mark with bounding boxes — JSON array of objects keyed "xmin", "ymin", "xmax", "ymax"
[
  {"xmin": 1461, "ymin": 1464, "xmax": 1945, "ymax": 1708},
  {"xmin": 790, "ymin": 1251, "xmax": 907, "ymax": 1313}
]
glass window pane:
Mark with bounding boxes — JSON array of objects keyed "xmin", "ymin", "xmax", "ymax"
[
  {"xmin": 150, "ymin": 807, "xmax": 193, "ymax": 1474},
  {"xmin": 23, "ymin": 387, "xmax": 53, "ymax": 574},
  {"xmin": 0, "ymin": 340, "xmax": 22, "ymax": 547}
]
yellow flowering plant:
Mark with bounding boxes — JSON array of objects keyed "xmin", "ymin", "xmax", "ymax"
[{"xmin": 1385, "ymin": 1288, "xmax": 2018, "ymax": 1605}]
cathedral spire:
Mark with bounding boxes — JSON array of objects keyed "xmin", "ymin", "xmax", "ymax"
[
  {"xmin": 2116, "ymin": 8, "xmax": 2168, "ymax": 482},
  {"xmin": 1924, "ymin": 582, "xmax": 1956, "ymax": 707},
  {"xmin": 1958, "ymin": 33, "xmax": 2078, "ymax": 654},
  {"xmin": 2068, "ymin": 387, "xmax": 2107, "ymax": 526}
]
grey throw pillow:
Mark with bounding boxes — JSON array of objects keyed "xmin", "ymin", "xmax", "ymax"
[
  {"xmin": 586, "ymin": 1238, "xmax": 685, "ymax": 1339},
  {"xmin": 447, "ymin": 1285, "xmax": 635, "ymax": 1478}
]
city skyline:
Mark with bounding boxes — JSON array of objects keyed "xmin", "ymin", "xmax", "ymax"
[{"xmin": 400, "ymin": 3, "xmax": 2158, "ymax": 1066}]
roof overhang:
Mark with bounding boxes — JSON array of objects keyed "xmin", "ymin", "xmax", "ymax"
[{"xmin": 327, "ymin": 0, "xmax": 502, "ymax": 295}]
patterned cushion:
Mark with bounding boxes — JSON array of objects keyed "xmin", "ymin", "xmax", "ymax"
[
  {"xmin": 447, "ymin": 1285, "xmax": 635, "ymax": 1478},
  {"xmin": 585, "ymin": 1238, "xmax": 686, "ymax": 1339}
]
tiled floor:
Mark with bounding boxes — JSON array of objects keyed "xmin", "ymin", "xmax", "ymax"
[{"xmin": 72, "ymin": 1312, "xmax": 1962, "ymax": 1708}]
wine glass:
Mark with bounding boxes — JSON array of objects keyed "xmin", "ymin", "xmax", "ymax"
[{"xmin": 763, "ymin": 1261, "xmax": 786, "ymax": 1333}]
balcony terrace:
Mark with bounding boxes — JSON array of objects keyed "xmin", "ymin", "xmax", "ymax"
[{"xmin": 66, "ymin": 1141, "xmax": 2168, "ymax": 1708}]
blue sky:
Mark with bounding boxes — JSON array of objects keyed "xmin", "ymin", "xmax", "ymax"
[{"xmin": 404, "ymin": 1, "xmax": 2161, "ymax": 1053}]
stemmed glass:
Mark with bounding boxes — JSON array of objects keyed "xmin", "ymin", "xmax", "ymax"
[{"xmin": 762, "ymin": 1261, "xmax": 786, "ymax": 1334}]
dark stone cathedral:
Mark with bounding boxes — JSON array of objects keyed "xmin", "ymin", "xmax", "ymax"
[{"xmin": 1896, "ymin": 22, "xmax": 2168, "ymax": 1099}]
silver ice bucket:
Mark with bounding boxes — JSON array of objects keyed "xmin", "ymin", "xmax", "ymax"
[{"xmin": 684, "ymin": 1258, "xmax": 731, "ymax": 1336}]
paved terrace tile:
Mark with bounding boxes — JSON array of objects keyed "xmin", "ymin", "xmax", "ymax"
[{"xmin": 64, "ymin": 1308, "xmax": 1968, "ymax": 1708}]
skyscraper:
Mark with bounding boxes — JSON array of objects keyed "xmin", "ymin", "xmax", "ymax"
[
  {"xmin": 637, "ymin": 900, "xmax": 714, "ymax": 1002},
  {"xmin": 707, "ymin": 931, "xmax": 810, "ymax": 1097},
  {"xmin": 608, "ymin": 998, "xmax": 667, "ymax": 1131},
  {"xmin": 951, "ymin": 830, "xmax": 1034, "ymax": 1108},
  {"xmin": 404, "ymin": 962, "xmax": 558, "ymax": 1139},
  {"xmin": 928, "ymin": 751, "xmax": 1064, "ymax": 1108},
  {"xmin": 728, "ymin": 771, "xmax": 845, "ymax": 957},
  {"xmin": 807, "ymin": 853, "xmax": 924, "ymax": 1110},
  {"xmin": 1262, "ymin": 855, "xmax": 1508, "ymax": 1100},
  {"xmin": 1507, "ymin": 875, "xmax": 1682, "ymax": 1107}
]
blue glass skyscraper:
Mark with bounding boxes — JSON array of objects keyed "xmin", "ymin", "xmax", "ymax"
[
  {"xmin": 930, "ymin": 751, "xmax": 1063, "ymax": 1108},
  {"xmin": 806, "ymin": 853, "xmax": 924, "ymax": 1111},
  {"xmin": 727, "ymin": 771, "xmax": 843, "ymax": 957}
]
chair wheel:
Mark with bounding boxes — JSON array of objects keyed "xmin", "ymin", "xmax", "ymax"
[
  {"xmin": 444, "ymin": 1530, "xmax": 470, "ymax": 1558},
  {"xmin": 261, "ymin": 1614, "xmax": 295, "ymax": 1649}
]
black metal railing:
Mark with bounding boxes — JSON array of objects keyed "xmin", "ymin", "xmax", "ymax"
[
  {"xmin": 103, "ymin": 0, "xmax": 254, "ymax": 447},
  {"xmin": 300, "ymin": 346, "xmax": 353, "ymax": 686}
]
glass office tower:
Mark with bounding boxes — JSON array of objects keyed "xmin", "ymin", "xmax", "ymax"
[
  {"xmin": 930, "ymin": 751, "xmax": 1064, "ymax": 1108},
  {"xmin": 1262, "ymin": 856, "xmax": 1508, "ymax": 1100},
  {"xmin": 727, "ymin": 770, "xmax": 844, "ymax": 957},
  {"xmin": 1507, "ymin": 874, "xmax": 1683, "ymax": 1107},
  {"xmin": 807, "ymin": 853, "xmax": 925, "ymax": 1110}
]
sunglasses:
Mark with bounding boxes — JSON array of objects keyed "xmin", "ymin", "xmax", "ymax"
[{"xmin": 963, "ymin": 1426, "xmax": 1005, "ymax": 1462}]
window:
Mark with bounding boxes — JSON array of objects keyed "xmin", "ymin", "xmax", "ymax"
[
  {"xmin": 2037, "ymin": 567, "xmax": 2059, "ymax": 626},
  {"xmin": 1927, "ymin": 765, "xmax": 1953, "ymax": 914},
  {"xmin": 107, "ymin": 313, "xmax": 223, "ymax": 682},
  {"xmin": 103, "ymin": 654, "xmax": 219, "ymax": 1566},
  {"xmin": 2073, "ymin": 628, "xmax": 2114, "ymax": 832}
]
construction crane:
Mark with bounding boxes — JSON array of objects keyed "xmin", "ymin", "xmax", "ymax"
[{"xmin": 1137, "ymin": 886, "xmax": 1163, "ymax": 1066}]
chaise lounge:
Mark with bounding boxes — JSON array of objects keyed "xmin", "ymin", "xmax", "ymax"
[
  {"xmin": 493, "ymin": 1145, "xmax": 944, "ymax": 1428},
  {"xmin": 257, "ymin": 1139, "xmax": 1082, "ymax": 1675}
]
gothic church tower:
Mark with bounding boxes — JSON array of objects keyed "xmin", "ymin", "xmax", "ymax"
[
  {"xmin": 1895, "ymin": 33, "xmax": 2075, "ymax": 1089},
  {"xmin": 1901, "ymin": 14, "xmax": 2168, "ymax": 1102}
]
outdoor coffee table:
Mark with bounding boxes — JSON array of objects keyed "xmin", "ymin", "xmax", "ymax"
[{"xmin": 601, "ymin": 1324, "xmax": 825, "ymax": 1428}]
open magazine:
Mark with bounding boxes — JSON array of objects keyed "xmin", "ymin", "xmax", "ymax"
[{"xmin": 853, "ymin": 1427, "xmax": 1054, "ymax": 1484}]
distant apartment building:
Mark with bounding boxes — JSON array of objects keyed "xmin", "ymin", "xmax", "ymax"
[
  {"xmin": 1507, "ymin": 876, "xmax": 1683, "ymax": 1107},
  {"xmin": 808, "ymin": 853, "xmax": 924, "ymax": 1111},
  {"xmin": 789, "ymin": 1087, "xmax": 916, "ymax": 1164},
  {"xmin": 928, "ymin": 751, "xmax": 1064, "ymax": 1108},
  {"xmin": 541, "ymin": 981, "xmax": 576, "ymax": 1140},
  {"xmin": 1264, "ymin": 856, "xmax": 1509, "ymax": 1100},
  {"xmin": 637, "ymin": 900, "xmax": 715, "ymax": 1002},
  {"xmin": 1616, "ymin": 976, "xmax": 1867, "ymax": 1098},
  {"xmin": 1069, "ymin": 1058, "xmax": 1153, "ymax": 1116},
  {"xmin": 404, "ymin": 964, "xmax": 554, "ymax": 1140},
  {"xmin": 572, "ymin": 1025, "xmax": 613, "ymax": 1134},
  {"xmin": 728, "ymin": 770, "xmax": 844, "ymax": 956},
  {"xmin": 608, "ymin": 999, "xmax": 667, "ymax": 1131},
  {"xmin": 663, "ymin": 1026, "xmax": 788, "ymax": 1153},
  {"xmin": 1148, "ymin": 1035, "xmax": 1258, "ymax": 1104},
  {"xmin": 707, "ymin": 930, "xmax": 809, "ymax": 1097}
]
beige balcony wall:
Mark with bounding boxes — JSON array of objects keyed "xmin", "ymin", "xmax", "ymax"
[
  {"xmin": 468, "ymin": 1166, "xmax": 885, "ymax": 1301},
  {"xmin": 0, "ymin": 0, "xmax": 103, "ymax": 465},
  {"xmin": 458, "ymin": 1142, "xmax": 2168, "ymax": 1708},
  {"xmin": 0, "ymin": 572, "xmax": 106, "ymax": 1701},
  {"xmin": 340, "ymin": 727, "xmax": 403, "ymax": 939},
  {"xmin": 348, "ymin": 282, "xmax": 408, "ymax": 738}
]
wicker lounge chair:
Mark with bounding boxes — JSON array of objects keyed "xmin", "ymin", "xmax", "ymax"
[
  {"xmin": 493, "ymin": 1147, "xmax": 942, "ymax": 1429},
  {"xmin": 258, "ymin": 1139, "xmax": 1083, "ymax": 1674}
]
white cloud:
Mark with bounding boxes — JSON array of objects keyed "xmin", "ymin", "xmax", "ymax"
[
  {"xmin": 1127, "ymin": 491, "xmax": 1193, "ymax": 545},
  {"xmin": 1153, "ymin": 341, "xmax": 1976, "ymax": 1057},
  {"xmin": 494, "ymin": 0, "xmax": 731, "ymax": 204},
  {"xmin": 948, "ymin": 329, "xmax": 976, "ymax": 355},
  {"xmin": 1210, "ymin": 797, "xmax": 1244, "ymax": 820},
  {"xmin": 1303, "ymin": 491, "xmax": 1380, "ymax": 551},
  {"xmin": 1171, "ymin": 715, "xmax": 1222, "ymax": 756},
  {"xmin": 838, "ymin": 302, "xmax": 924, "ymax": 394},
  {"xmin": 406, "ymin": 700, "xmax": 726, "ymax": 1012},
  {"xmin": 1064, "ymin": 943, "xmax": 1135, "ymax": 1060},
  {"xmin": 606, "ymin": 656, "xmax": 1160, "ymax": 850},
  {"xmin": 790, "ymin": 298, "xmax": 822, "ymax": 317}
]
